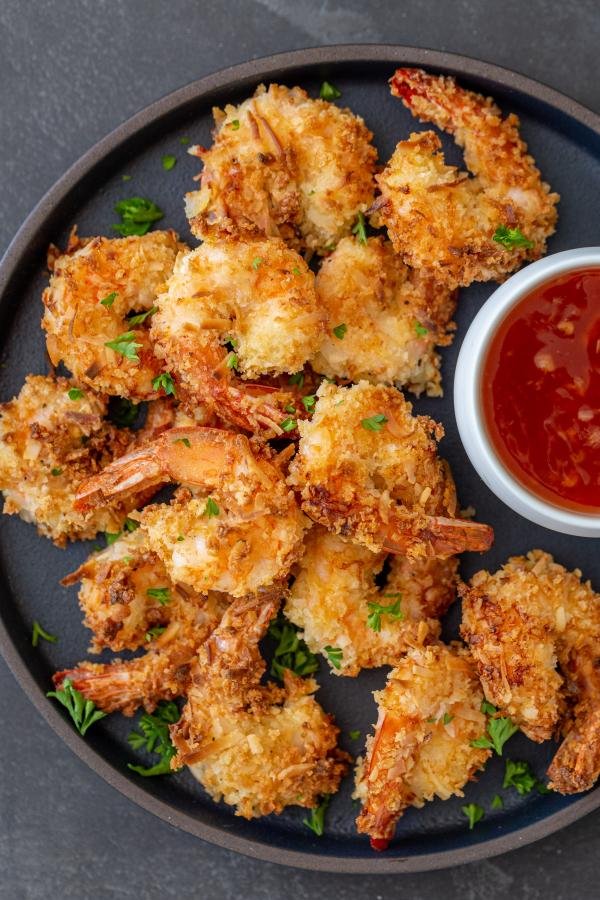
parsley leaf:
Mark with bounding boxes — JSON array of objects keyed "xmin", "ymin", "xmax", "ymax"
[
  {"xmin": 493, "ymin": 225, "xmax": 534, "ymax": 250},
  {"xmin": 462, "ymin": 803, "xmax": 484, "ymax": 830},
  {"xmin": 47, "ymin": 678, "xmax": 107, "ymax": 736},
  {"xmin": 179, "ymin": 136, "xmax": 190, "ymax": 145},
  {"xmin": 320, "ymin": 81, "xmax": 341, "ymax": 101},
  {"xmin": 268, "ymin": 614, "xmax": 319, "ymax": 680},
  {"xmin": 366, "ymin": 597, "xmax": 403, "ymax": 632},
  {"xmin": 361, "ymin": 414, "xmax": 388, "ymax": 432},
  {"xmin": 226, "ymin": 352, "xmax": 238, "ymax": 370},
  {"xmin": 303, "ymin": 795, "xmax": 330, "ymax": 836},
  {"xmin": 127, "ymin": 305, "xmax": 157, "ymax": 326},
  {"xmin": 229, "ymin": 119, "xmax": 240, "ymax": 130},
  {"xmin": 292, "ymin": 266, "xmax": 302, "ymax": 275},
  {"xmin": 146, "ymin": 587, "xmax": 171, "ymax": 606},
  {"xmin": 414, "ymin": 322, "xmax": 428, "ymax": 337},
  {"xmin": 152, "ymin": 371, "xmax": 177, "ymax": 397},
  {"xmin": 174, "ymin": 437, "xmax": 191, "ymax": 447},
  {"xmin": 252, "ymin": 256, "xmax": 263, "ymax": 270},
  {"xmin": 127, "ymin": 701, "xmax": 181, "ymax": 777},
  {"xmin": 203, "ymin": 497, "xmax": 220, "ymax": 518},
  {"xmin": 32, "ymin": 620, "xmax": 57, "ymax": 647},
  {"xmin": 50, "ymin": 467, "xmax": 63, "ymax": 476},
  {"xmin": 324, "ymin": 645, "xmax": 343, "ymax": 670},
  {"xmin": 471, "ymin": 713, "xmax": 519, "ymax": 756},
  {"xmin": 280, "ymin": 417, "xmax": 297, "ymax": 432},
  {"xmin": 289, "ymin": 372, "xmax": 304, "ymax": 388},
  {"xmin": 301, "ymin": 394, "xmax": 316, "ymax": 412},
  {"xmin": 481, "ymin": 700, "xmax": 497, "ymax": 715},
  {"xmin": 104, "ymin": 331, "xmax": 142, "ymax": 362},
  {"xmin": 145, "ymin": 626, "xmax": 166, "ymax": 642},
  {"xmin": 441, "ymin": 712, "xmax": 454, "ymax": 725},
  {"xmin": 67, "ymin": 387, "xmax": 84, "ymax": 400},
  {"xmin": 113, "ymin": 197, "xmax": 164, "ymax": 237},
  {"xmin": 491, "ymin": 794, "xmax": 504, "ymax": 809},
  {"xmin": 332, "ymin": 323, "xmax": 347, "ymax": 340},
  {"xmin": 352, "ymin": 211, "xmax": 367, "ymax": 245},
  {"xmin": 104, "ymin": 531, "xmax": 121, "ymax": 546},
  {"xmin": 348, "ymin": 729, "xmax": 361, "ymax": 740},
  {"xmin": 503, "ymin": 759, "xmax": 541, "ymax": 796},
  {"xmin": 161, "ymin": 154, "xmax": 176, "ymax": 171},
  {"xmin": 100, "ymin": 291, "xmax": 117, "ymax": 308}
]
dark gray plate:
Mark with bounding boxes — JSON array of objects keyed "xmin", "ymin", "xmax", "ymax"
[{"xmin": 1, "ymin": 45, "xmax": 600, "ymax": 874}]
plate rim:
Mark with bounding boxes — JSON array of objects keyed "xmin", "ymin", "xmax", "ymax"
[{"xmin": 2, "ymin": 43, "xmax": 600, "ymax": 874}]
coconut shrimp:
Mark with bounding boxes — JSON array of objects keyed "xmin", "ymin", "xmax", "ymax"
[
  {"xmin": 54, "ymin": 532, "xmax": 228, "ymax": 715},
  {"xmin": 313, "ymin": 236, "xmax": 456, "ymax": 396},
  {"xmin": 461, "ymin": 550, "xmax": 600, "ymax": 793},
  {"xmin": 372, "ymin": 68, "xmax": 559, "ymax": 289},
  {"xmin": 42, "ymin": 229, "xmax": 187, "ymax": 400},
  {"xmin": 75, "ymin": 426, "xmax": 308, "ymax": 597},
  {"xmin": 0, "ymin": 374, "xmax": 166, "ymax": 545},
  {"xmin": 151, "ymin": 239, "xmax": 324, "ymax": 435},
  {"xmin": 185, "ymin": 83, "xmax": 377, "ymax": 255},
  {"xmin": 285, "ymin": 526, "xmax": 458, "ymax": 675},
  {"xmin": 287, "ymin": 381, "xmax": 493, "ymax": 559},
  {"xmin": 170, "ymin": 594, "xmax": 349, "ymax": 818},
  {"xmin": 354, "ymin": 643, "xmax": 490, "ymax": 848}
]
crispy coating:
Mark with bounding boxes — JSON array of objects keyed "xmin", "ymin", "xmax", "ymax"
[
  {"xmin": 461, "ymin": 550, "xmax": 600, "ymax": 793},
  {"xmin": 285, "ymin": 526, "xmax": 458, "ymax": 675},
  {"xmin": 287, "ymin": 380, "xmax": 493, "ymax": 558},
  {"xmin": 186, "ymin": 83, "xmax": 377, "ymax": 254},
  {"xmin": 354, "ymin": 643, "xmax": 490, "ymax": 845},
  {"xmin": 0, "ymin": 375, "xmax": 155, "ymax": 545},
  {"xmin": 313, "ymin": 236, "xmax": 456, "ymax": 396},
  {"xmin": 75, "ymin": 426, "xmax": 309, "ymax": 597},
  {"xmin": 151, "ymin": 239, "xmax": 324, "ymax": 435},
  {"xmin": 42, "ymin": 230, "xmax": 187, "ymax": 400},
  {"xmin": 373, "ymin": 69, "xmax": 559, "ymax": 288},
  {"xmin": 171, "ymin": 594, "xmax": 350, "ymax": 818}
]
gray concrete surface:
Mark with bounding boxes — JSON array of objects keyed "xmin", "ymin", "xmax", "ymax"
[{"xmin": 1, "ymin": 1, "xmax": 599, "ymax": 897}]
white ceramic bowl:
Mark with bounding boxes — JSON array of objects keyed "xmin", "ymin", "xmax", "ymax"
[{"xmin": 454, "ymin": 247, "xmax": 600, "ymax": 538}]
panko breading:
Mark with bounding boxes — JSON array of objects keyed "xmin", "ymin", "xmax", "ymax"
[
  {"xmin": 185, "ymin": 83, "xmax": 377, "ymax": 254},
  {"xmin": 287, "ymin": 380, "xmax": 493, "ymax": 558},
  {"xmin": 285, "ymin": 526, "xmax": 458, "ymax": 675},
  {"xmin": 354, "ymin": 643, "xmax": 490, "ymax": 847},
  {"xmin": 172, "ymin": 595, "xmax": 350, "ymax": 818},
  {"xmin": 0, "ymin": 375, "xmax": 155, "ymax": 545},
  {"xmin": 74, "ymin": 426, "xmax": 309, "ymax": 597},
  {"xmin": 372, "ymin": 68, "xmax": 558, "ymax": 288},
  {"xmin": 313, "ymin": 236, "xmax": 456, "ymax": 396},
  {"xmin": 55, "ymin": 532, "xmax": 228, "ymax": 715},
  {"xmin": 151, "ymin": 238, "xmax": 324, "ymax": 435},
  {"xmin": 461, "ymin": 550, "xmax": 600, "ymax": 793},
  {"xmin": 42, "ymin": 230, "xmax": 187, "ymax": 400}
]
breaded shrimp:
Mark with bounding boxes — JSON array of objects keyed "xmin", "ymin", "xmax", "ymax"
[
  {"xmin": 75, "ymin": 426, "xmax": 309, "ymax": 597},
  {"xmin": 42, "ymin": 230, "xmax": 187, "ymax": 400},
  {"xmin": 285, "ymin": 526, "xmax": 458, "ymax": 675},
  {"xmin": 185, "ymin": 83, "xmax": 377, "ymax": 255},
  {"xmin": 0, "ymin": 374, "xmax": 160, "ymax": 545},
  {"xmin": 151, "ymin": 239, "xmax": 324, "ymax": 435},
  {"xmin": 354, "ymin": 643, "xmax": 490, "ymax": 848},
  {"xmin": 461, "ymin": 550, "xmax": 600, "ymax": 793},
  {"xmin": 55, "ymin": 532, "xmax": 228, "ymax": 715},
  {"xmin": 171, "ymin": 594, "xmax": 350, "ymax": 818},
  {"xmin": 372, "ymin": 68, "xmax": 558, "ymax": 288},
  {"xmin": 313, "ymin": 236, "xmax": 456, "ymax": 396},
  {"xmin": 287, "ymin": 381, "xmax": 493, "ymax": 558}
]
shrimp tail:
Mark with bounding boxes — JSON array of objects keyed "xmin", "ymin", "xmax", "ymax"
[{"xmin": 384, "ymin": 512, "xmax": 494, "ymax": 558}]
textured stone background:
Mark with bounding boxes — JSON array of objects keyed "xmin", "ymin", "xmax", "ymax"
[{"xmin": 1, "ymin": 1, "xmax": 599, "ymax": 897}]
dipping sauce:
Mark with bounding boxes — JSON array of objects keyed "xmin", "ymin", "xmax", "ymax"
[{"xmin": 482, "ymin": 267, "xmax": 600, "ymax": 512}]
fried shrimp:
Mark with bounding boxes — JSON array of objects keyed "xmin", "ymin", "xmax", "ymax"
[
  {"xmin": 171, "ymin": 594, "xmax": 350, "ymax": 818},
  {"xmin": 151, "ymin": 238, "xmax": 324, "ymax": 435},
  {"xmin": 42, "ymin": 230, "xmax": 187, "ymax": 400},
  {"xmin": 313, "ymin": 236, "xmax": 456, "ymax": 396},
  {"xmin": 0, "ymin": 374, "xmax": 158, "ymax": 545},
  {"xmin": 354, "ymin": 643, "xmax": 490, "ymax": 848},
  {"xmin": 372, "ymin": 68, "xmax": 558, "ymax": 288},
  {"xmin": 54, "ymin": 532, "xmax": 228, "ymax": 715},
  {"xmin": 185, "ymin": 83, "xmax": 377, "ymax": 254},
  {"xmin": 75, "ymin": 426, "xmax": 308, "ymax": 596},
  {"xmin": 287, "ymin": 381, "xmax": 493, "ymax": 558},
  {"xmin": 285, "ymin": 526, "xmax": 458, "ymax": 675},
  {"xmin": 461, "ymin": 550, "xmax": 600, "ymax": 793}
]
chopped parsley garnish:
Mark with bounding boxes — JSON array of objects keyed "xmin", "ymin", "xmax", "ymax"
[
  {"xmin": 366, "ymin": 596, "xmax": 403, "ymax": 632},
  {"xmin": 127, "ymin": 701, "xmax": 181, "ymax": 776},
  {"xmin": 441, "ymin": 712, "xmax": 454, "ymax": 725},
  {"xmin": 124, "ymin": 517, "xmax": 139, "ymax": 532},
  {"xmin": 121, "ymin": 174, "xmax": 132, "ymax": 182},
  {"xmin": 284, "ymin": 403, "xmax": 296, "ymax": 414},
  {"xmin": 348, "ymin": 730, "xmax": 361, "ymax": 740},
  {"xmin": 127, "ymin": 305, "xmax": 157, "ymax": 325},
  {"xmin": 352, "ymin": 211, "xmax": 367, "ymax": 245},
  {"xmin": 268, "ymin": 614, "xmax": 319, "ymax": 680},
  {"xmin": 292, "ymin": 266, "xmax": 302, "ymax": 275},
  {"xmin": 179, "ymin": 136, "xmax": 190, "ymax": 145},
  {"xmin": 104, "ymin": 331, "xmax": 142, "ymax": 362},
  {"xmin": 50, "ymin": 467, "xmax": 62, "ymax": 476},
  {"xmin": 47, "ymin": 678, "xmax": 107, "ymax": 736},
  {"xmin": 471, "ymin": 710, "xmax": 519, "ymax": 756},
  {"xmin": 301, "ymin": 394, "xmax": 316, "ymax": 412},
  {"xmin": 145, "ymin": 626, "xmax": 166, "ymax": 642},
  {"xmin": 320, "ymin": 81, "xmax": 341, "ymax": 101},
  {"xmin": 332, "ymin": 323, "xmax": 347, "ymax": 340},
  {"xmin": 203, "ymin": 497, "xmax": 220, "ymax": 518},
  {"xmin": 360, "ymin": 414, "xmax": 388, "ymax": 432},
  {"xmin": 105, "ymin": 531, "xmax": 121, "ymax": 546},
  {"xmin": 32, "ymin": 620, "xmax": 57, "ymax": 647},
  {"xmin": 289, "ymin": 372, "xmax": 304, "ymax": 387},
  {"xmin": 146, "ymin": 587, "xmax": 171, "ymax": 606},
  {"xmin": 491, "ymin": 794, "xmax": 504, "ymax": 809},
  {"xmin": 152, "ymin": 371, "xmax": 177, "ymax": 397},
  {"xmin": 110, "ymin": 398, "xmax": 140, "ymax": 428},
  {"xmin": 461, "ymin": 803, "xmax": 484, "ymax": 830},
  {"xmin": 176, "ymin": 535, "xmax": 185, "ymax": 542},
  {"xmin": 113, "ymin": 197, "xmax": 164, "ymax": 237},
  {"xmin": 492, "ymin": 225, "xmax": 534, "ymax": 250},
  {"xmin": 280, "ymin": 417, "xmax": 297, "ymax": 432},
  {"xmin": 100, "ymin": 291, "xmax": 118, "ymax": 308},
  {"xmin": 173, "ymin": 437, "xmax": 191, "ymax": 447},
  {"xmin": 161, "ymin": 154, "xmax": 177, "ymax": 171},
  {"xmin": 414, "ymin": 322, "xmax": 428, "ymax": 337},
  {"xmin": 324, "ymin": 645, "xmax": 343, "ymax": 670},
  {"xmin": 67, "ymin": 387, "xmax": 84, "ymax": 400},
  {"xmin": 303, "ymin": 795, "xmax": 330, "ymax": 836},
  {"xmin": 252, "ymin": 256, "xmax": 263, "ymax": 270},
  {"xmin": 481, "ymin": 700, "xmax": 497, "ymax": 715},
  {"xmin": 503, "ymin": 759, "xmax": 547, "ymax": 796},
  {"xmin": 229, "ymin": 119, "xmax": 240, "ymax": 130},
  {"xmin": 226, "ymin": 352, "xmax": 238, "ymax": 370}
]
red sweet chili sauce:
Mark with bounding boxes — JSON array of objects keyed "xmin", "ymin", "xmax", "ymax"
[{"xmin": 482, "ymin": 267, "xmax": 600, "ymax": 512}]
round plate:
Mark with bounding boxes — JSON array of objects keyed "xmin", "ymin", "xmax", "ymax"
[{"xmin": 1, "ymin": 45, "xmax": 600, "ymax": 874}]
